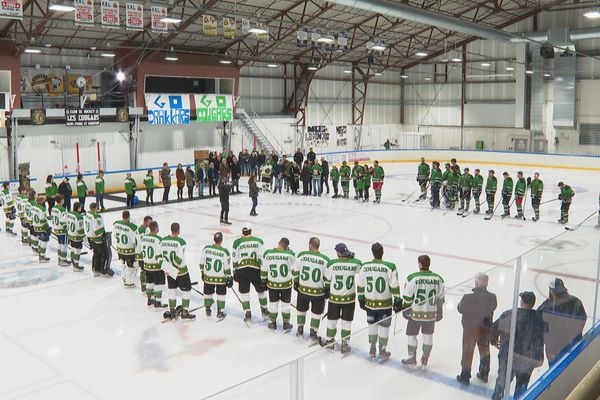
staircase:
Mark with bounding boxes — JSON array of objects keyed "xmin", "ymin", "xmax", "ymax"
[{"xmin": 236, "ymin": 108, "xmax": 282, "ymax": 155}]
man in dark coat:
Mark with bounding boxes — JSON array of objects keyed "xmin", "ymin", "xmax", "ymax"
[
  {"xmin": 300, "ymin": 160, "xmax": 311, "ymax": 196},
  {"xmin": 58, "ymin": 177, "xmax": 73, "ymax": 211},
  {"xmin": 321, "ymin": 158, "xmax": 330, "ymax": 195},
  {"xmin": 307, "ymin": 147, "xmax": 316, "ymax": 164},
  {"xmin": 218, "ymin": 181, "xmax": 231, "ymax": 225},
  {"xmin": 294, "ymin": 148, "xmax": 304, "ymax": 166},
  {"xmin": 230, "ymin": 157, "xmax": 241, "ymax": 193}
]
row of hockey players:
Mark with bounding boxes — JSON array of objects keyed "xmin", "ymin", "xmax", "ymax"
[{"xmin": 415, "ymin": 158, "xmax": 575, "ymax": 223}]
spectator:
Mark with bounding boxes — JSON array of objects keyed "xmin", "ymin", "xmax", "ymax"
[
  {"xmin": 249, "ymin": 175, "xmax": 259, "ymax": 216},
  {"xmin": 283, "ymin": 156, "xmax": 293, "ymax": 192},
  {"xmin": 208, "ymin": 162, "xmax": 217, "ymax": 196},
  {"xmin": 258, "ymin": 150, "xmax": 267, "ymax": 170},
  {"xmin": 538, "ymin": 278, "xmax": 587, "ymax": 366},
  {"xmin": 273, "ymin": 160, "xmax": 285, "ymax": 194},
  {"xmin": 307, "ymin": 147, "xmax": 316, "ymax": 164},
  {"xmin": 185, "ymin": 166, "xmax": 195, "ymax": 199},
  {"xmin": 197, "ymin": 162, "xmax": 206, "ymax": 198},
  {"xmin": 124, "ymin": 173, "xmax": 136, "ymax": 209},
  {"xmin": 218, "ymin": 181, "xmax": 231, "ymax": 225},
  {"xmin": 271, "ymin": 150, "xmax": 279, "ymax": 165},
  {"xmin": 243, "ymin": 149, "xmax": 250, "ymax": 176},
  {"xmin": 58, "ymin": 177, "xmax": 72, "ymax": 211},
  {"xmin": 160, "ymin": 163, "xmax": 171, "ymax": 203},
  {"xmin": 291, "ymin": 162, "xmax": 300, "ymax": 195},
  {"xmin": 76, "ymin": 173, "xmax": 88, "ymax": 212},
  {"xmin": 384, "ymin": 139, "xmax": 391, "ymax": 150},
  {"xmin": 238, "ymin": 150, "xmax": 246, "ymax": 176},
  {"xmin": 45, "ymin": 175, "xmax": 58, "ymax": 213},
  {"xmin": 301, "ymin": 160, "xmax": 311, "ymax": 196},
  {"xmin": 95, "ymin": 170, "xmax": 106, "ymax": 211},
  {"xmin": 176, "ymin": 164, "xmax": 185, "ymax": 200},
  {"xmin": 456, "ymin": 273, "xmax": 498, "ymax": 386},
  {"xmin": 490, "ymin": 291, "xmax": 545, "ymax": 400},
  {"xmin": 321, "ymin": 157, "xmax": 330, "ymax": 195},
  {"xmin": 231, "ymin": 157, "xmax": 241, "ymax": 194},
  {"xmin": 208, "ymin": 152, "xmax": 215, "ymax": 168},
  {"xmin": 249, "ymin": 149, "xmax": 259, "ymax": 176},
  {"xmin": 311, "ymin": 160, "xmax": 323, "ymax": 197},
  {"xmin": 143, "ymin": 169, "xmax": 155, "ymax": 206},
  {"xmin": 219, "ymin": 158, "xmax": 230, "ymax": 184},
  {"xmin": 294, "ymin": 148, "xmax": 304, "ymax": 166}
]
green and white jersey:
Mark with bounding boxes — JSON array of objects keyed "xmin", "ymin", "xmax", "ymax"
[
  {"xmin": 25, "ymin": 199, "xmax": 35, "ymax": 223},
  {"xmin": 232, "ymin": 236, "xmax": 264, "ymax": 270},
  {"xmin": 325, "ymin": 258, "xmax": 362, "ymax": 304},
  {"xmin": 112, "ymin": 220, "xmax": 138, "ymax": 255},
  {"xmin": 160, "ymin": 236, "xmax": 188, "ymax": 276},
  {"xmin": 261, "ymin": 249, "xmax": 296, "ymax": 289},
  {"xmin": 31, "ymin": 204, "xmax": 49, "ymax": 232},
  {"xmin": 135, "ymin": 225, "xmax": 148, "ymax": 261},
  {"xmin": 0, "ymin": 189, "xmax": 15, "ymax": 212},
  {"xmin": 260, "ymin": 164, "xmax": 273, "ymax": 179},
  {"xmin": 50, "ymin": 205, "xmax": 68, "ymax": 235},
  {"xmin": 403, "ymin": 270, "xmax": 445, "ymax": 321},
  {"xmin": 84, "ymin": 212, "xmax": 105, "ymax": 244},
  {"xmin": 66, "ymin": 211, "xmax": 84, "ymax": 242},
  {"xmin": 357, "ymin": 260, "xmax": 400, "ymax": 310},
  {"xmin": 200, "ymin": 245, "xmax": 232, "ymax": 284},
  {"xmin": 293, "ymin": 251, "xmax": 330, "ymax": 296},
  {"xmin": 16, "ymin": 194, "xmax": 27, "ymax": 217},
  {"xmin": 141, "ymin": 234, "xmax": 162, "ymax": 270}
]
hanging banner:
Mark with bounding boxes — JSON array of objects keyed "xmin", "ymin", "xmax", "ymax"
[
  {"xmin": 0, "ymin": 0, "xmax": 23, "ymax": 19},
  {"xmin": 125, "ymin": 3, "xmax": 143, "ymax": 31},
  {"xmin": 29, "ymin": 73, "xmax": 64, "ymax": 96},
  {"xmin": 194, "ymin": 94, "xmax": 233, "ymax": 123},
  {"xmin": 202, "ymin": 14, "xmax": 217, "ymax": 36},
  {"xmin": 222, "ymin": 17, "xmax": 236, "ymax": 39},
  {"xmin": 146, "ymin": 93, "xmax": 190, "ymax": 125},
  {"xmin": 151, "ymin": 5, "xmax": 167, "ymax": 33},
  {"xmin": 337, "ymin": 31, "xmax": 348, "ymax": 52},
  {"xmin": 296, "ymin": 27, "xmax": 308, "ymax": 48},
  {"xmin": 257, "ymin": 26, "xmax": 269, "ymax": 42},
  {"xmin": 65, "ymin": 108, "xmax": 100, "ymax": 126},
  {"xmin": 100, "ymin": 0, "xmax": 120, "ymax": 28},
  {"xmin": 241, "ymin": 18, "xmax": 249, "ymax": 34},
  {"xmin": 74, "ymin": 0, "xmax": 94, "ymax": 26}
]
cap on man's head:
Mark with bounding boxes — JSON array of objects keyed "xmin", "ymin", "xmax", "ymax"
[
  {"xmin": 549, "ymin": 277, "xmax": 568, "ymax": 294},
  {"xmin": 519, "ymin": 291, "xmax": 536, "ymax": 305},
  {"xmin": 334, "ymin": 243, "xmax": 352, "ymax": 257}
]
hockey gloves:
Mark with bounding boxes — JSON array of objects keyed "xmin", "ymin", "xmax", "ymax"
[
  {"xmin": 324, "ymin": 286, "xmax": 330, "ymax": 299},
  {"xmin": 358, "ymin": 298, "xmax": 366, "ymax": 311},
  {"xmin": 402, "ymin": 309, "xmax": 412, "ymax": 320},
  {"xmin": 226, "ymin": 277, "xmax": 234, "ymax": 288},
  {"xmin": 392, "ymin": 299, "xmax": 403, "ymax": 313}
]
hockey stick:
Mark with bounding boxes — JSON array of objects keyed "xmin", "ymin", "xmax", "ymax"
[
  {"xmin": 484, "ymin": 199, "xmax": 502, "ymax": 220},
  {"xmin": 402, "ymin": 188, "xmax": 419, "ymax": 203},
  {"xmin": 565, "ymin": 211, "xmax": 598, "ymax": 231},
  {"xmin": 541, "ymin": 198, "xmax": 559, "ymax": 205},
  {"xmin": 521, "ymin": 188, "xmax": 528, "ymax": 221},
  {"xmin": 414, "ymin": 183, "xmax": 430, "ymax": 202},
  {"xmin": 501, "ymin": 197, "xmax": 516, "ymax": 220},
  {"xmin": 191, "ymin": 286, "xmax": 205, "ymax": 296}
]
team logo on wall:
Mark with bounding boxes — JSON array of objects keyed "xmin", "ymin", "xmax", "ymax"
[
  {"xmin": 117, "ymin": 106, "xmax": 129, "ymax": 122},
  {"xmin": 30, "ymin": 109, "xmax": 46, "ymax": 125}
]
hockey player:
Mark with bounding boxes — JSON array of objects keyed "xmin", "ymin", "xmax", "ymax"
[
  {"xmin": 260, "ymin": 163, "xmax": 273, "ymax": 192},
  {"xmin": 372, "ymin": 161, "xmax": 385, "ymax": 203},
  {"xmin": 161, "ymin": 223, "xmax": 195, "ymax": 320},
  {"xmin": 357, "ymin": 242, "xmax": 401, "ymax": 362},
  {"xmin": 485, "ymin": 170, "xmax": 498, "ymax": 214},
  {"xmin": 15, "ymin": 186, "xmax": 28, "ymax": 244},
  {"xmin": 530, "ymin": 173, "xmax": 544, "ymax": 222},
  {"xmin": 472, "ymin": 169, "xmax": 484, "ymax": 214},
  {"xmin": 65, "ymin": 202, "xmax": 85, "ymax": 271},
  {"xmin": 86, "ymin": 203, "xmax": 113, "ymax": 277},
  {"xmin": 441, "ymin": 163, "xmax": 451, "ymax": 205},
  {"xmin": 363, "ymin": 165, "xmax": 372, "ymax": 202},
  {"xmin": 339, "ymin": 161, "xmax": 351, "ymax": 199},
  {"xmin": 401, "ymin": 255, "xmax": 445, "ymax": 368},
  {"xmin": 136, "ymin": 216, "xmax": 153, "ymax": 292},
  {"xmin": 323, "ymin": 243, "xmax": 361, "ymax": 354},
  {"xmin": 232, "ymin": 223, "xmax": 268, "ymax": 324},
  {"xmin": 0, "ymin": 182, "xmax": 16, "ymax": 236},
  {"xmin": 330, "ymin": 165, "xmax": 340, "ymax": 198},
  {"xmin": 25, "ymin": 190, "xmax": 38, "ymax": 253},
  {"xmin": 459, "ymin": 168, "xmax": 474, "ymax": 214},
  {"xmin": 351, "ymin": 161, "xmax": 364, "ymax": 200},
  {"xmin": 262, "ymin": 237, "xmax": 296, "ymax": 332},
  {"xmin": 558, "ymin": 182, "xmax": 575, "ymax": 224},
  {"xmin": 293, "ymin": 236, "xmax": 330, "ymax": 344},
  {"xmin": 31, "ymin": 195, "xmax": 51, "ymax": 263},
  {"xmin": 430, "ymin": 161, "xmax": 442, "ymax": 209},
  {"xmin": 141, "ymin": 221, "xmax": 167, "ymax": 309},
  {"xmin": 514, "ymin": 171, "xmax": 527, "ymax": 219},
  {"xmin": 446, "ymin": 165, "xmax": 460, "ymax": 209},
  {"xmin": 200, "ymin": 232, "xmax": 232, "ymax": 320},
  {"xmin": 500, "ymin": 172, "xmax": 513, "ymax": 218},
  {"xmin": 417, "ymin": 157, "xmax": 430, "ymax": 200},
  {"xmin": 113, "ymin": 210, "xmax": 138, "ymax": 288},
  {"xmin": 50, "ymin": 195, "xmax": 70, "ymax": 266}
]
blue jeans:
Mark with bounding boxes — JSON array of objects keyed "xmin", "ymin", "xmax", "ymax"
[
  {"xmin": 198, "ymin": 180, "xmax": 205, "ymax": 196},
  {"xmin": 273, "ymin": 177, "xmax": 283, "ymax": 193},
  {"xmin": 251, "ymin": 196, "xmax": 258, "ymax": 214},
  {"xmin": 95, "ymin": 193, "xmax": 104, "ymax": 209},
  {"xmin": 312, "ymin": 179, "xmax": 322, "ymax": 196}
]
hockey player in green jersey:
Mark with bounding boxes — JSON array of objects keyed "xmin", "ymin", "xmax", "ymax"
[
  {"xmin": 358, "ymin": 242, "xmax": 401, "ymax": 362},
  {"xmin": 401, "ymin": 255, "xmax": 445, "ymax": 368},
  {"xmin": 558, "ymin": 182, "xmax": 575, "ymax": 224},
  {"xmin": 141, "ymin": 221, "xmax": 167, "ymax": 308},
  {"xmin": 446, "ymin": 166, "xmax": 460, "ymax": 209},
  {"xmin": 530, "ymin": 173, "xmax": 544, "ymax": 222},
  {"xmin": 472, "ymin": 169, "xmax": 484, "ymax": 214},
  {"xmin": 501, "ymin": 172, "xmax": 513, "ymax": 218},
  {"xmin": 25, "ymin": 190, "xmax": 38, "ymax": 252},
  {"xmin": 15, "ymin": 185, "xmax": 28, "ymax": 244},
  {"xmin": 352, "ymin": 162, "xmax": 365, "ymax": 200},
  {"xmin": 429, "ymin": 162, "xmax": 442, "ymax": 208},
  {"xmin": 441, "ymin": 163, "xmax": 451, "ymax": 205},
  {"xmin": 262, "ymin": 237, "xmax": 296, "ymax": 332},
  {"xmin": 362, "ymin": 165, "xmax": 372, "ymax": 202},
  {"xmin": 0, "ymin": 182, "xmax": 16, "ymax": 236},
  {"xmin": 485, "ymin": 170, "xmax": 498, "ymax": 214},
  {"xmin": 232, "ymin": 223, "xmax": 268, "ymax": 324},
  {"xmin": 113, "ymin": 210, "xmax": 138, "ymax": 287},
  {"xmin": 417, "ymin": 157, "xmax": 430, "ymax": 201},
  {"xmin": 66, "ymin": 202, "xmax": 85, "ymax": 271},
  {"xmin": 322, "ymin": 243, "xmax": 361, "ymax": 354},
  {"xmin": 50, "ymin": 195, "xmax": 70, "ymax": 266},
  {"xmin": 200, "ymin": 232, "xmax": 232, "ymax": 320},
  {"xmin": 458, "ymin": 168, "xmax": 474, "ymax": 214},
  {"xmin": 372, "ymin": 161, "xmax": 385, "ymax": 203},
  {"xmin": 339, "ymin": 161, "xmax": 351, "ymax": 199},
  {"xmin": 161, "ymin": 222, "xmax": 195, "ymax": 320},
  {"xmin": 136, "ymin": 216, "xmax": 153, "ymax": 292},
  {"xmin": 31, "ymin": 195, "xmax": 51, "ymax": 263},
  {"xmin": 293, "ymin": 236, "xmax": 330, "ymax": 344},
  {"xmin": 514, "ymin": 171, "xmax": 527, "ymax": 219},
  {"xmin": 330, "ymin": 165, "xmax": 340, "ymax": 198}
]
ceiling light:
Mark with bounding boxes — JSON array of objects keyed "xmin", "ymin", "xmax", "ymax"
[
  {"xmin": 480, "ymin": 62, "xmax": 491, "ymax": 67},
  {"xmin": 415, "ymin": 51, "xmax": 428, "ymax": 57},
  {"xmin": 400, "ymin": 74, "xmax": 408, "ymax": 79},
  {"xmin": 248, "ymin": 26, "xmax": 268, "ymax": 34},
  {"xmin": 372, "ymin": 44, "xmax": 386, "ymax": 51},
  {"xmin": 219, "ymin": 59, "xmax": 233, "ymax": 64},
  {"xmin": 584, "ymin": 8, "xmax": 600, "ymax": 19},
  {"xmin": 90, "ymin": 46, "xmax": 96, "ymax": 51},
  {"xmin": 266, "ymin": 63, "xmax": 278, "ymax": 68},
  {"xmin": 374, "ymin": 72, "xmax": 382, "ymax": 76},
  {"xmin": 544, "ymin": 73, "xmax": 551, "ymax": 77},
  {"xmin": 101, "ymin": 52, "xmax": 116, "ymax": 57},
  {"xmin": 505, "ymin": 66, "xmax": 515, "ymax": 71},
  {"xmin": 160, "ymin": 17, "xmax": 182, "ymax": 24},
  {"xmin": 526, "ymin": 69, "xmax": 533, "ymax": 74},
  {"xmin": 49, "ymin": 3, "xmax": 75, "ymax": 12},
  {"xmin": 343, "ymin": 69, "xmax": 352, "ymax": 74},
  {"xmin": 164, "ymin": 55, "xmax": 178, "ymax": 61},
  {"xmin": 424, "ymin": 76, "xmax": 432, "ymax": 81},
  {"xmin": 44, "ymin": 43, "xmax": 52, "ymax": 48},
  {"xmin": 317, "ymin": 36, "xmax": 334, "ymax": 44},
  {"xmin": 307, "ymin": 65, "xmax": 318, "ymax": 71},
  {"xmin": 24, "ymin": 48, "xmax": 42, "ymax": 54},
  {"xmin": 116, "ymin": 71, "xmax": 126, "ymax": 82},
  {"xmin": 452, "ymin": 57, "xmax": 462, "ymax": 62}
]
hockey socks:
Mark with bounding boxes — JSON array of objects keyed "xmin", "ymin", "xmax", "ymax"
[
  {"xmin": 240, "ymin": 292, "xmax": 251, "ymax": 312},
  {"xmin": 422, "ymin": 334, "xmax": 433, "ymax": 354},
  {"xmin": 327, "ymin": 319, "xmax": 352, "ymax": 341},
  {"xmin": 70, "ymin": 246, "xmax": 81, "ymax": 264},
  {"xmin": 6, "ymin": 220, "xmax": 14, "ymax": 233},
  {"xmin": 217, "ymin": 294, "xmax": 226, "ymax": 311},
  {"xmin": 407, "ymin": 335, "xmax": 418, "ymax": 356},
  {"xmin": 268, "ymin": 302, "xmax": 278, "ymax": 322},
  {"xmin": 258, "ymin": 292, "xmax": 268, "ymax": 308},
  {"xmin": 204, "ymin": 295, "xmax": 214, "ymax": 311},
  {"xmin": 310, "ymin": 315, "xmax": 321, "ymax": 330},
  {"xmin": 297, "ymin": 311, "xmax": 306, "ymax": 327}
]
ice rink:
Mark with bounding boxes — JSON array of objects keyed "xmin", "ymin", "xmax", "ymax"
[{"xmin": 0, "ymin": 161, "xmax": 598, "ymax": 400}]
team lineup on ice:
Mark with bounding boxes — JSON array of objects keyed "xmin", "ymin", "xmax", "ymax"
[{"xmin": 0, "ymin": 159, "xmax": 597, "ymax": 400}]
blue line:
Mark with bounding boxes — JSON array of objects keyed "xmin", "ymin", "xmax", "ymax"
[{"xmin": 313, "ymin": 148, "xmax": 600, "ymax": 159}]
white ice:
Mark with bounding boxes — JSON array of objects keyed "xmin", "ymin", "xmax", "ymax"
[{"xmin": 0, "ymin": 162, "xmax": 598, "ymax": 400}]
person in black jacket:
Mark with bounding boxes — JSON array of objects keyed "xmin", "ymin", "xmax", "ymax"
[
  {"xmin": 291, "ymin": 163, "xmax": 300, "ymax": 195},
  {"xmin": 300, "ymin": 161, "xmax": 311, "ymax": 196},
  {"xmin": 321, "ymin": 158, "xmax": 330, "ymax": 195},
  {"xmin": 231, "ymin": 157, "xmax": 241, "ymax": 194},
  {"xmin": 218, "ymin": 181, "xmax": 231, "ymax": 225},
  {"xmin": 208, "ymin": 163, "xmax": 217, "ymax": 196},
  {"xmin": 491, "ymin": 291, "xmax": 545, "ymax": 400},
  {"xmin": 306, "ymin": 147, "xmax": 316, "ymax": 164},
  {"xmin": 58, "ymin": 177, "xmax": 73, "ymax": 211},
  {"xmin": 294, "ymin": 148, "xmax": 304, "ymax": 166},
  {"xmin": 456, "ymin": 273, "xmax": 498, "ymax": 385}
]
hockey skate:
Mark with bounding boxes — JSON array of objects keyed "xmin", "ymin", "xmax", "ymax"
[
  {"xmin": 39, "ymin": 255, "xmax": 50, "ymax": 263},
  {"xmin": 532, "ymin": 216, "xmax": 539, "ymax": 222},
  {"xmin": 243, "ymin": 311, "xmax": 252, "ymax": 327},
  {"xmin": 72, "ymin": 263, "xmax": 84, "ymax": 272},
  {"xmin": 260, "ymin": 307, "xmax": 269, "ymax": 321},
  {"xmin": 456, "ymin": 372, "xmax": 470, "ymax": 386},
  {"xmin": 473, "ymin": 207, "xmax": 480, "ymax": 214},
  {"xmin": 205, "ymin": 307, "xmax": 212, "ymax": 317},
  {"xmin": 379, "ymin": 346, "xmax": 391, "ymax": 364},
  {"xmin": 401, "ymin": 355, "xmax": 417, "ymax": 368},
  {"xmin": 282, "ymin": 322, "xmax": 293, "ymax": 333},
  {"xmin": 180, "ymin": 309, "xmax": 196, "ymax": 320},
  {"xmin": 6, "ymin": 230, "xmax": 16, "ymax": 236},
  {"xmin": 321, "ymin": 338, "xmax": 335, "ymax": 350},
  {"xmin": 514, "ymin": 213, "xmax": 523, "ymax": 219},
  {"xmin": 421, "ymin": 352, "xmax": 430, "ymax": 369},
  {"xmin": 216, "ymin": 311, "xmax": 227, "ymax": 321},
  {"xmin": 163, "ymin": 309, "xmax": 176, "ymax": 321},
  {"xmin": 268, "ymin": 321, "xmax": 277, "ymax": 331},
  {"xmin": 369, "ymin": 343, "xmax": 377, "ymax": 361},
  {"xmin": 147, "ymin": 297, "xmax": 154, "ymax": 306},
  {"xmin": 296, "ymin": 325, "xmax": 304, "ymax": 341},
  {"xmin": 154, "ymin": 300, "xmax": 167, "ymax": 309},
  {"xmin": 340, "ymin": 340, "xmax": 351, "ymax": 355},
  {"xmin": 308, "ymin": 329, "xmax": 321, "ymax": 347},
  {"xmin": 476, "ymin": 372, "xmax": 488, "ymax": 383}
]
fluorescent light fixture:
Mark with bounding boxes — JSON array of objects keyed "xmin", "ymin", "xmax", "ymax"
[
  {"xmin": 480, "ymin": 62, "xmax": 491, "ymax": 67},
  {"xmin": 44, "ymin": 43, "xmax": 52, "ymax": 48},
  {"xmin": 415, "ymin": 51, "xmax": 428, "ymax": 57},
  {"xmin": 219, "ymin": 59, "xmax": 233, "ymax": 64},
  {"xmin": 526, "ymin": 69, "xmax": 533, "ymax": 74},
  {"xmin": 164, "ymin": 55, "xmax": 178, "ymax": 61},
  {"xmin": 116, "ymin": 71, "xmax": 126, "ymax": 82},
  {"xmin": 584, "ymin": 8, "xmax": 600, "ymax": 19},
  {"xmin": 307, "ymin": 65, "xmax": 318, "ymax": 71},
  {"xmin": 372, "ymin": 44, "xmax": 386, "ymax": 51},
  {"xmin": 451, "ymin": 57, "xmax": 462, "ymax": 62},
  {"xmin": 543, "ymin": 73, "xmax": 551, "ymax": 77},
  {"xmin": 343, "ymin": 69, "xmax": 352, "ymax": 74},
  {"xmin": 266, "ymin": 63, "xmax": 278, "ymax": 68},
  {"xmin": 505, "ymin": 66, "xmax": 515, "ymax": 71},
  {"xmin": 424, "ymin": 76, "xmax": 432, "ymax": 81},
  {"xmin": 101, "ymin": 52, "xmax": 116, "ymax": 57},
  {"xmin": 317, "ymin": 36, "xmax": 334, "ymax": 44},
  {"xmin": 248, "ymin": 27, "xmax": 268, "ymax": 34},
  {"xmin": 374, "ymin": 72, "xmax": 382, "ymax": 76},
  {"xmin": 400, "ymin": 74, "xmax": 408, "ymax": 79},
  {"xmin": 24, "ymin": 48, "xmax": 42, "ymax": 54},
  {"xmin": 49, "ymin": 3, "xmax": 75, "ymax": 12},
  {"xmin": 160, "ymin": 17, "xmax": 182, "ymax": 24}
]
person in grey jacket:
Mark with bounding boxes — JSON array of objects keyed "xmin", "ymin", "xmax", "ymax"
[
  {"xmin": 456, "ymin": 273, "xmax": 498, "ymax": 386},
  {"xmin": 249, "ymin": 175, "xmax": 259, "ymax": 216},
  {"xmin": 185, "ymin": 166, "xmax": 195, "ymax": 199},
  {"xmin": 160, "ymin": 163, "xmax": 171, "ymax": 202}
]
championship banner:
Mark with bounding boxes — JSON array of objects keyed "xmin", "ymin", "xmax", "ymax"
[
  {"xmin": 202, "ymin": 14, "xmax": 217, "ymax": 36},
  {"xmin": 337, "ymin": 31, "xmax": 348, "ymax": 52},
  {"xmin": 311, "ymin": 28, "xmax": 321, "ymax": 49},
  {"xmin": 146, "ymin": 93, "xmax": 190, "ymax": 125},
  {"xmin": 296, "ymin": 27, "xmax": 307, "ymax": 48},
  {"xmin": 241, "ymin": 18, "xmax": 249, "ymax": 34},
  {"xmin": 194, "ymin": 94, "xmax": 233, "ymax": 123},
  {"xmin": 65, "ymin": 108, "xmax": 100, "ymax": 126},
  {"xmin": 125, "ymin": 3, "xmax": 143, "ymax": 31},
  {"xmin": 222, "ymin": 17, "xmax": 235, "ymax": 39},
  {"xmin": 257, "ymin": 26, "xmax": 269, "ymax": 42},
  {"xmin": 151, "ymin": 6, "xmax": 167, "ymax": 33},
  {"xmin": 336, "ymin": 125, "xmax": 347, "ymax": 146},
  {"xmin": 30, "ymin": 73, "xmax": 64, "ymax": 96},
  {"xmin": 74, "ymin": 0, "xmax": 94, "ymax": 26},
  {"xmin": 100, "ymin": 0, "xmax": 120, "ymax": 28},
  {"xmin": 0, "ymin": 0, "xmax": 23, "ymax": 20}
]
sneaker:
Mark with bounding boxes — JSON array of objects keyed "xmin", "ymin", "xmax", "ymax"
[
  {"xmin": 401, "ymin": 355, "xmax": 417, "ymax": 367},
  {"xmin": 476, "ymin": 372, "xmax": 488, "ymax": 383},
  {"xmin": 268, "ymin": 321, "xmax": 277, "ymax": 331}
]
